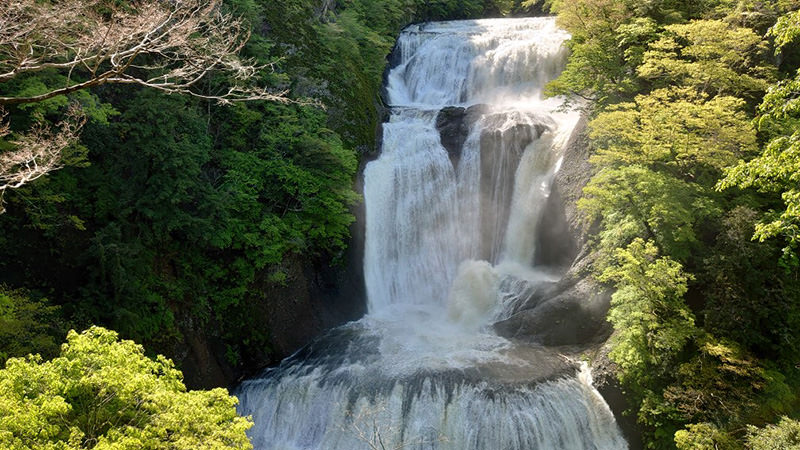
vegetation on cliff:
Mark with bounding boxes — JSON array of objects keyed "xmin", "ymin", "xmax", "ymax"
[{"xmin": 548, "ymin": 0, "xmax": 800, "ymax": 447}]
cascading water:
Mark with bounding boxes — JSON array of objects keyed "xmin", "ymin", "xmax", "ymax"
[{"xmin": 237, "ymin": 17, "xmax": 628, "ymax": 450}]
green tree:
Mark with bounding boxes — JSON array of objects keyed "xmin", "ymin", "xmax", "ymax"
[
  {"xmin": 674, "ymin": 423, "xmax": 738, "ymax": 450},
  {"xmin": 638, "ymin": 20, "xmax": 773, "ymax": 101},
  {"xmin": 747, "ymin": 417, "xmax": 800, "ymax": 449},
  {"xmin": 0, "ymin": 287, "xmax": 63, "ymax": 363},
  {"xmin": 589, "ymin": 88, "xmax": 757, "ymax": 182},
  {"xmin": 659, "ymin": 337, "xmax": 792, "ymax": 429},
  {"xmin": 546, "ymin": 0, "xmax": 643, "ymax": 105},
  {"xmin": 0, "ymin": 0, "xmax": 287, "ymax": 210},
  {"xmin": 599, "ymin": 238, "xmax": 695, "ymax": 386},
  {"xmin": 701, "ymin": 206, "xmax": 800, "ymax": 365},
  {"xmin": 0, "ymin": 326, "xmax": 252, "ymax": 449},
  {"xmin": 718, "ymin": 9, "xmax": 800, "ymax": 268},
  {"xmin": 579, "ymin": 165, "xmax": 717, "ymax": 262}
]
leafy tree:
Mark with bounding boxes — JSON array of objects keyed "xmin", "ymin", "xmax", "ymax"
[
  {"xmin": 579, "ymin": 165, "xmax": 717, "ymax": 262},
  {"xmin": 0, "ymin": 326, "xmax": 252, "ymax": 449},
  {"xmin": 702, "ymin": 206, "xmax": 800, "ymax": 365},
  {"xmin": 0, "ymin": 287, "xmax": 63, "ymax": 363},
  {"xmin": 546, "ymin": 0, "xmax": 642, "ymax": 105},
  {"xmin": 770, "ymin": 8, "xmax": 800, "ymax": 50},
  {"xmin": 589, "ymin": 87, "xmax": 757, "ymax": 182},
  {"xmin": 638, "ymin": 20, "xmax": 774, "ymax": 102},
  {"xmin": 553, "ymin": 0, "xmax": 800, "ymax": 447},
  {"xmin": 660, "ymin": 337, "xmax": 792, "ymax": 428},
  {"xmin": 718, "ymin": 9, "xmax": 800, "ymax": 269},
  {"xmin": 747, "ymin": 417, "xmax": 800, "ymax": 449},
  {"xmin": 0, "ymin": 0, "xmax": 287, "ymax": 210},
  {"xmin": 599, "ymin": 238, "xmax": 695, "ymax": 386},
  {"xmin": 674, "ymin": 423, "xmax": 738, "ymax": 450},
  {"xmin": 545, "ymin": 0, "xmax": 747, "ymax": 106}
]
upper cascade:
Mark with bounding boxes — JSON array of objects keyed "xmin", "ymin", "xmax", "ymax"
[{"xmin": 386, "ymin": 17, "xmax": 570, "ymax": 107}]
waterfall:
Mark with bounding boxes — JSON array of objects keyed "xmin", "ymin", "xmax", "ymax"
[{"xmin": 237, "ymin": 17, "xmax": 628, "ymax": 450}]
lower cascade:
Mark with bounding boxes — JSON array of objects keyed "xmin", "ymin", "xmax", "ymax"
[{"xmin": 237, "ymin": 17, "xmax": 629, "ymax": 449}]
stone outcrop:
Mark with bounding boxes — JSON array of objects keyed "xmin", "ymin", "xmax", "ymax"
[
  {"xmin": 434, "ymin": 105, "xmax": 488, "ymax": 165},
  {"xmin": 485, "ymin": 115, "xmax": 642, "ymax": 448},
  {"xmin": 175, "ymin": 214, "xmax": 367, "ymax": 389},
  {"xmin": 490, "ymin": 116, "xmax": 615, "ymax": 347}
]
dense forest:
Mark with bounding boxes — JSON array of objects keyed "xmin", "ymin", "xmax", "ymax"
[
  {"xmin": 1, "ymin": 0, "xmax": 800, "ymax": 448},
  {"xmin": 546, "ymin": 0, "xmax": 800, "ymax": 447}
]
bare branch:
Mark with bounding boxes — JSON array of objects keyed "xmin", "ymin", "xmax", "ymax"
[
  {"xmin": 0, "ymin": 106, "xmax": 86, "ymax": 213},
  {"xmin": 0, "ymin": 0, "xmax": 301, "ymax": 210},
  {"xmin": 0, "ymin": 0, "xmax": 290, "ymax": 104}
]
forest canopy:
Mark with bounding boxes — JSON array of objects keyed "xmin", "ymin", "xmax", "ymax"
[{"xmin": 548, "ymin": 0, "xmax": 800, "ymax": 447}]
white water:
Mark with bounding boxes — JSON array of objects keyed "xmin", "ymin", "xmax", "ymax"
[{"xmin": 238, "ymin": 17, "xmax": 627, "ymax": 450}]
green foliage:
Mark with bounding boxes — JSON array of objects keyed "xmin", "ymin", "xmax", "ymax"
[
  {"xmin": 663, "ymin": 336, "xmax": 792, "ymax": 426},
  {"xmin": 579, "ymin": 165, "xmax": 717, "ymax": 262},
  {"xmin": 638, "ymin": 20, "xmax": 773, "ymax": 101},
  {"xmin": 557, "ymin": 0, "xmax": 800, "ymax": 447},
  {"xmin": 702, "ymin": 206, "xmax": 800, "ymax": 365},
  {"xmin": 0, "ymin": 326, "xmax": 252, "ymax": 449},
  {"xmin": 0, "ymin": 87, "xmax": 358, "ymax": 367},
  {"xmin": 600, "ymin": 238, "xmax": 695, "ymax": 386},
  {"xmin": 76, "ymin": 90, "xmax": 356, "ymax": 349},
  {"xmin": 635, "ymin": 335, "xmax": 793, "ymax": 449},
  {"xmin": 708, "ymin": 0, "xmax": 798, "ymax": 33},
  {"xmin": 718, "ymin": 11, "xmax": 800, "ymax": 268},
  {"xmin": 747, "ymin": 417, "xmax": 800, "ymax": 449},
  {"xmin": 770, "ymin": 9, "xmax": 800, "ymax": 50},
  {"xmin": 546, "ymin": 0, "xmax": 642, "ymax": 105},
  {"xmin": 674, "ymin": 423, "xmax": 739, "ymax": 450},
  {"xmin": 0, "ymin": 287, "xmax": 63, "ymax": 364},
  {"xmin": 590, "ymin": 88, "xmax": 757, "ymax": 182}
]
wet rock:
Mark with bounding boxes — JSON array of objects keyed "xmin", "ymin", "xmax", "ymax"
[
  {"xmin": 549, "ymin": 115, "xmax": 593, "ymax": 248},
  {"xmin": 590, "ymin": 346, "xmax": 645, "ymax": 450},
  {"xmin": 493, "ymin": 117, "xmax": 612, "ymax": 347},
  {"xmin": 434, "ymin": 104, "xmax": 488, "ymax": 166},
  {"xmin": 493, "ymin": 277, "xmax": 612, "ymax": 346},
  {"xmin": 534, "ymin": 183, "xmax": 579, "ymax": 271}
]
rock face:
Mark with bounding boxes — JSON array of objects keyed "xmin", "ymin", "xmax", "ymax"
[
  {"xmin": 435, "ymin": 105, "xmax": 488, "ymax": 166},
  {"xmin": 491, "ymin": 116, "xmax": 614, "ymax": 347},
  {"xmin": 487, "ymin": 116, "xmax": 643, "ymax": 449},
  {"xmin": 493, "ymin": 277, "xmax": 612, "ymax": 346},
  {"xmin": 175, "ymin": 215, "xmax": 367, "ymax": 389}
]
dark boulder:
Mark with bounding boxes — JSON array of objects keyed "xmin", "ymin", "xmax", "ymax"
[
  {"xmin": 435, "ymin": 104, "xmax": 489, "ymax": 166},
  {"xmin": 493, "ymin": 276, "xmax": 612, "ymax": 346}
]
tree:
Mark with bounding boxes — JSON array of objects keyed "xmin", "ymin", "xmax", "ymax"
[
  {"xmin": 0, "ymin": 326, "xmax": 252, "ymax": 449},
  {"xmin": 747, "ymin": 417, "xmax": 800, "ymax": 449},
  {"xmin": 589, "ymin": 87, "xmax": 757, "ymax": 183},
  {"xmin": 546, "ymin": 0, "xmax": 643, "ymax": 105},
  {"xmin": 660, "ymin": 336, "xmax": 791, "ymax": 429},
  {"xmin": 637, "ymin": 20, "xmax": 774, "ymax": 101},
  {"xmin": 599, "ymin": 238, "xmax": 695, "ymax": 386},
  {"xmin": 0, "ymin": 286, "xmax": 63, "ymax": 364},
  {"xmin": 578, "ymin": 165, "xmax": 717, "ymax": 263},
  {"xmin": 718, "ymin": 9, "xmax": 800, "ymax": 268},
  {"xmin": 701, "ymin": 206, "xmax": 800, "ymax": 364},
  {"xmin": 0, "ymin": 0, "xmax": 288, "ymax": 211},
  {"xmin": 674, "ymin": 423, "xmax": 738, "ymax": 450}
]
